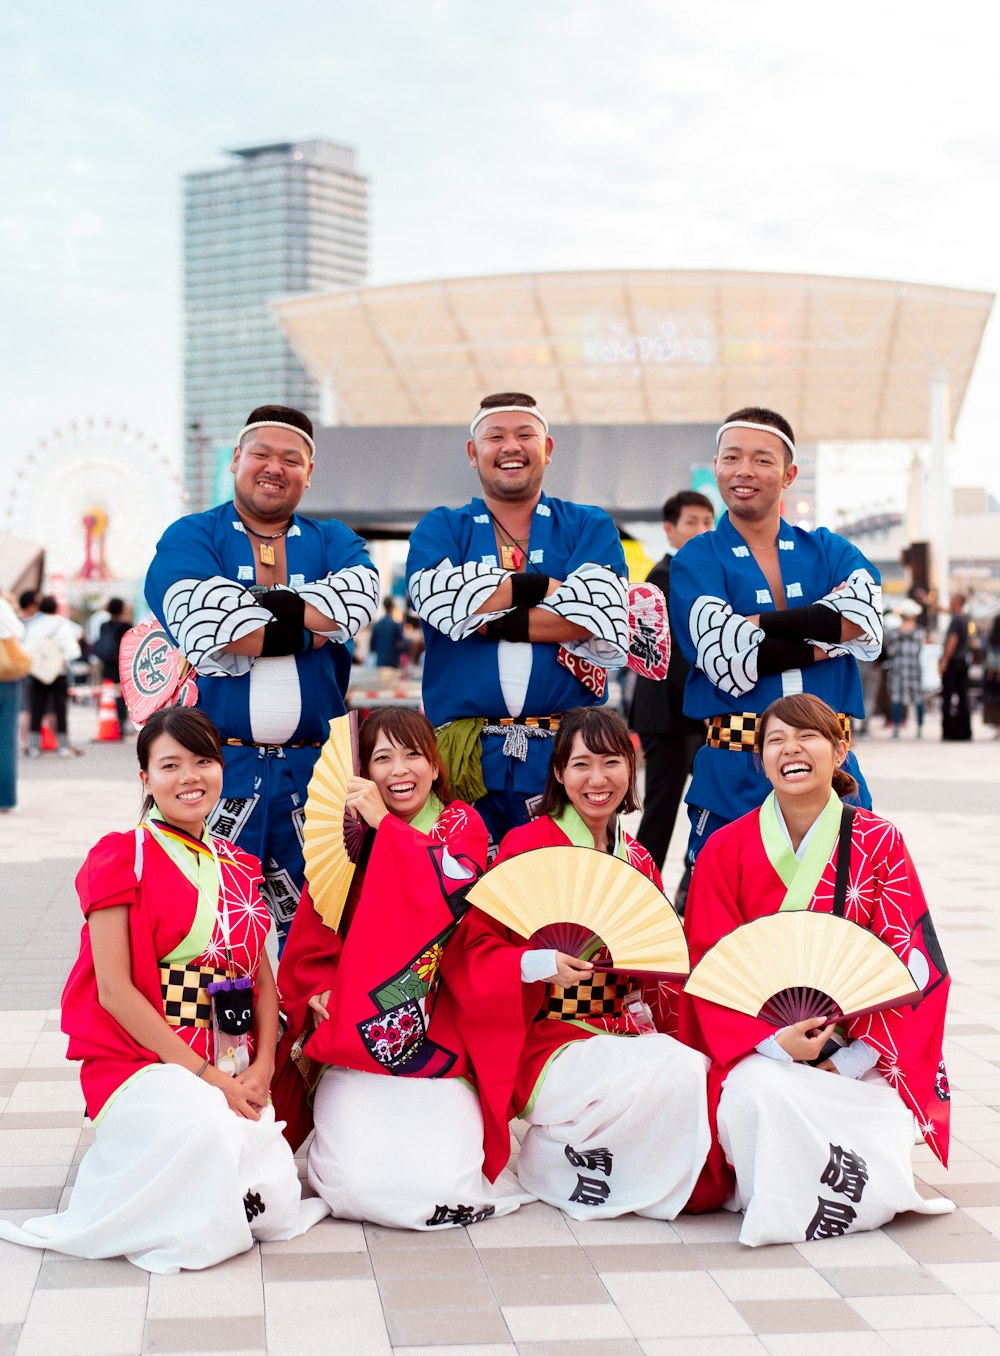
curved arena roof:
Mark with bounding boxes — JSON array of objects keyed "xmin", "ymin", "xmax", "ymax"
[{"xmin": 272, "ymin": 269, "xmax": 993, "ymax": 440}]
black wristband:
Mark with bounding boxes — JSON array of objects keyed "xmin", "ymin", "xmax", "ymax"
[
  {"xmin": 509, "ymin": 572, "xmax": 550, "ymax": 608},
  {"xmin": 260, "ymin": 620, "xmax": 310, "ymax": 657},
  {"xmin": 501, "ymin": 608, "xmax": 532, "ymax": 642},
  {"xmin": 757, "ymin": 636, "xmax": 817, "ymax": 675},
  {"xmin": 757, "ymin": 604, "xmax": 840, "ymax": 644},
  {"xmin": 258, "ymin": 588, "xmax": 306, "ymax": 627}
]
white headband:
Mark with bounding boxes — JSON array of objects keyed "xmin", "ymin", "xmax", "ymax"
[
  {"xmin": 716, "ymin": 419, "xmax": 795, "ymax": 461},
  {"xmin": 238, "ymin": 420, "xmax": 315, "ymax": 456},
  {"xmin": 470, "ymin": 404, "xmax": 549, "ymax": 437}
]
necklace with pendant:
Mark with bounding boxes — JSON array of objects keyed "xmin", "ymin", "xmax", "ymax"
[
  {"xmin": 240, "ymin": 521, "xmax": 289, "ymax": 566},
  {"xmin": 489, "ymin": 512, "xmax": 530, "ymax": 570}
]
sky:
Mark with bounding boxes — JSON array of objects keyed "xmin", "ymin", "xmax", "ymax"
[{"xmin": 3, "ymin": 0, "xmax": 999, "ymax": 557}]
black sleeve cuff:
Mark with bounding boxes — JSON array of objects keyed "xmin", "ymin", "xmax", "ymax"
[
  {"xmin": 757, "ymin": 636, "xmax": 817, "ymax": 674},
  {"xmin": 260, "ymin": 620, "xmax": 310, "ymax": 657},
  {"xmin": 757, "ymin": 604, "xmax": 841, "ymax": 644},
  {"xmin": 510, "ymin": 572, "xmax": 550, "ymax": 608},
  {"xmin": 258, "ymin": 589, "xmax": 307, "ymax": 627}
]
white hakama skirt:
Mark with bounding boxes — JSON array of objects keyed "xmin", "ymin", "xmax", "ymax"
[
  {"xmin": 308, "ymin": 1067, "xmax": 533, "ymax": 1229},
  {"xmin": 717, "ymin": 1055, "xmax": 955, "ymax": 1247},
  {"xmin": 0, "ymin": 1064, "xmax": 328, "ymax": 1273},
  {"xmin": 516, "ymin": 1032, "xmax": 712, "ymax": 1220}
]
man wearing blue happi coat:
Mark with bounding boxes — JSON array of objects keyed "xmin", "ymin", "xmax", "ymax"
[
  {"xmin": 407, "ymin": 392, "xmax": 630, "ymax": 852},
  {"xmin": 146, "ymin": 405, "xmax": 379, "ymax": 944},
  {"xmin": 669, "ymin": 407, "xmax": 883, "ymax": 867}
]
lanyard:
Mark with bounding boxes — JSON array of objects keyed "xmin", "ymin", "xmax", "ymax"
[{"xmin": 145, "ymin": 815, "xmax": 235, "ymax": 975}]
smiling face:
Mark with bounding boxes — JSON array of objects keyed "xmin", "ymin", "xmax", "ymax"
[
  {"xmin": 466, "ymin": 410, "xmax": 552, "ymax": 504},
  {"xmin": 714, "ymin": 427, "xmax": 796, "ymax": 525},
  {"xmin": 555, "ymin": 731, "xmax": 631, "ymax": 837},
  {"xmin": 139, "ymin": 732, "xmax": 224, "ymax": 834},
  {"xmin": 366, "ymin": 735, "xmax": 438, "ymax": 823},
  {"xmin": 760, "ymin": 717, "xmax": 847, "ymax": 804},
  {"xmin": 230, "ymin": 426, "xmax": 313, "ymax": 527}
]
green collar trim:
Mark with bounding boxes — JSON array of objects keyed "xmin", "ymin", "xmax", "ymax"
[
  {"xmin": 552, "ymin": 804, "xmax": 626, "ymax": 860},
  {"xmin": 760, "ymin": 788, "xmax": 842, "ymax": 912},
  {"xmin": 407, "ymin": 791, "xmax": 444, "ymax": 836},
  {"xmin": 146, "ymin": 812, "xmax": 221, "ymax": 963}
]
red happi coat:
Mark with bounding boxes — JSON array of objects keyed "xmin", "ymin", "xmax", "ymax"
[
  {"xmin": 681, "ymin": 805, "xmax": 951, "ymax": 1165},
  {"xmin": 434, "ymin": 816, "xmax": 664, "ymax": 1184},
  {"xmin": 273, "ymin": 802, "xmax": 488, "ymax": 1144},
  {"xmin": 61, "ymin": 827, "xmax": 272, "ymax": 1120}
]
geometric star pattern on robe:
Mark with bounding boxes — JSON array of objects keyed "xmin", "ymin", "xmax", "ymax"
[
  {"xmin": 806, "ymin": 812, "xmax": 948, "ymax": 1161},
  {"xmin": 201, "ymin": 845, "xmax": 272, "ymax": 977}
]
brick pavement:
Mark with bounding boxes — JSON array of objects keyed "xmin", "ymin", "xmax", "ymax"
[{"xmin": 1, "ymin": 709, "xmax": 999, "ymax": 1355}]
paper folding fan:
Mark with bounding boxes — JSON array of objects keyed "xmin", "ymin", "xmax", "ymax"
[
  {"xmin": 467, "ymin": 846, "xmax": 689, "ymax": 977},
  {"xmin": 684, "ymin": 911, "xmax": 923, "ymax": 1026},
  {"xmin": 302, "ymin": 711, "xmax": 364, "ymax": 929}
]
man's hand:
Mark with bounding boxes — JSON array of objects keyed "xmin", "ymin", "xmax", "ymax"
[{"xmin": 775, "ymin": 1016, "xmax": 837, "ymax": 1062}]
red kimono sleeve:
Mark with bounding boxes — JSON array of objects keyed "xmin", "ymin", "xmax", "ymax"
[
  {"xmin": 849, "ymin": 823, "xmax": 951, "ymax": 1165},
  {"xmin": 276, "ymin": 882, "xmax": 345, "ymax": 1042},
  {"xmin": 680, "ymin": 816, "xmax": 777, "ymax": 1067},
  {"xmin": 61, "ymin": 832, "xmax": 168, "ymax": 1118}
]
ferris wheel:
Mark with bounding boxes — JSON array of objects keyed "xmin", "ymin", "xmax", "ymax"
[{"xmin": 4, "ymin": 417, "xmax": 186, "ymax": 585}]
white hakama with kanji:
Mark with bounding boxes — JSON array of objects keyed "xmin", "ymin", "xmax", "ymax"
[
  {"xmin": 717, "ymin": 1055, "xmax": 953, "ymax": 1247},
  {"xmin": 0, "ymin": 1065, "xmax": 328, "ymax": 1273},
  {"xmin": 515, "ymin": 1032, "xmax": 712, "ymax": 1220},
  {"xmin": 307, "ymin": 1067, "xmax": 533, "ymax": 1229}
]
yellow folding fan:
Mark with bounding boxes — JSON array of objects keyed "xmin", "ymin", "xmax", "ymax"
[
  {"xmin": 467, "ymin": 846, "xmax": 690, "ymax": 977},
  {"xmin": 302, "ymin": 711, "xmax": 364, "ymax": 929},
  {"xmin": 684, "ymin": 911, "xmax": 923, "ymax": 1025}
]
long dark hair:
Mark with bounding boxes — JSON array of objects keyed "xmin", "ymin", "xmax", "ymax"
[
  {"xmin": 536, "ymin": 707, "xmax": 640, "ymax": 819},
  {"xmin": 755, "ymin": 694, "xmax": 858, "ymax": 798},
  {"xmin": 357, "ymin": 707, "xmax": 451, "ymax": 804},
  {"xmin": 137, "ymin": 707, "xmax": 224, "ymax": 819}
]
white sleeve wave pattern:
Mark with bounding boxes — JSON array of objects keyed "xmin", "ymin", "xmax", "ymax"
[
  {"xmin": 539, "ymin": 564, "xmax": 629, "ymax": 665},
  {"xmin": 408, "ymin": 561, "xmax": 510, "ymax": 641},
  {"xmin": 298, "ymin": 567, "xmax": 380, "ymax": 641},
  {"xmin": 163, "ymin": 576, "xmax": 273, "ymax": 677},
  {"xmin": 810, "ymin": 570, "xmax": 883, "ymax": 661},
  {"xmin": 689, "ymin": 595, "xmax": 763, "ymax": 697}
]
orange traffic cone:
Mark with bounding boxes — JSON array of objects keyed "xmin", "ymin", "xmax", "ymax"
[
  {"xmin": 40, "ymin": 723, "xmax": 59, "ymax": 752},
  {"xmin": 96, "ymin": 681, "xmax": 121, "ymax": 742}
]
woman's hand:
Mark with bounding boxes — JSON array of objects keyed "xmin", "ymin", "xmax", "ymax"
[
  {"xmin": 345, "ymin": 776, "xmax": 389, "ymax": 829},
  {"xmin": 545, "ymin": 953, "xmax": 595, "ymax": 986},
  {"xmin": 309, "ymin": 989, "xmax": 333, "ymax": 1027},
  {"xmin": 203, "ymin": 1064, "xmax": 263, "ymax": 1120},
  {"xmin": 235, "ymin": 1056, "xmax": 272, "ymax": 1110},
  {"xmin": 775, "ymin": 1016, "xmax": 837, "ymax": 1062},
  {"xmin": 814, "ymin": 1058, "xmax": 841, "ymax": 1075}
]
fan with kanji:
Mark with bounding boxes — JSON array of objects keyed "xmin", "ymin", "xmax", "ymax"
[
  {"xmin": 684, "ymin": 911, "xmax": 923, "ymax": 1025},
  {"xmin": 302, "ymin": 711, "xmax": 365, "ymax": 929},
  {"xmin": 467, "ymin": 846, "xmax": 689, "ymax": 977}
]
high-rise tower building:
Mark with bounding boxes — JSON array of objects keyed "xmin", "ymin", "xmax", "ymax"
[{"xmin": 182, "ymin": 139, "xmax": 369, "ymax": 508}]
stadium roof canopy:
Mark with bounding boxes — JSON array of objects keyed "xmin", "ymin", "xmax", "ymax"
[{"xmin": 272, "ymin": 269, "xmax": 993, "ymax": 440}]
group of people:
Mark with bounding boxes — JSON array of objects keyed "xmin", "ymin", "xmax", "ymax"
[{"xmin": 0, "ymin": 397, "xmax": 953, "ymax": 1271}]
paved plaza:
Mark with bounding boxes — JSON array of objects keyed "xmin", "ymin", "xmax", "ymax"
[{"xmin": 1, "ymin": 707, "xmax": 999, "ymax": 1356}]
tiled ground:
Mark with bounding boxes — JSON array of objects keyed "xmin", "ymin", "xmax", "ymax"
[{"xmin": 2, "ymin": 709, "xmax": 999, "ymax": 1354}]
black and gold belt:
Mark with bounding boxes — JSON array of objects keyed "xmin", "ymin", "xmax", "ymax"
[
  {"xmin": 159, "ymin": 962, "xmax": 229, "ymax": 1028},
  {"xmin": 706, "ymin": 711, "xmax": 851, "ymax": 751},
  {"xmin": 485, "ymin": 715, "xmax": 561, "ymax": 732}
]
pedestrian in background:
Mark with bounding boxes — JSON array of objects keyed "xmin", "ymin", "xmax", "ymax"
[
  {"xmin": 629, "ymin": 490, "xmax": 715, "ymax": 874},
  {"xmin": 940, "ymin": 593, "xmax": 973, "ymax": 742},
  {"xmin": 24, "ymin": 596, "xmax": 81, "ymax": 758},
  {"xmin": 0, "ymin": 593, "xmax": 28, "ymax": 811},
  {"xmin": 982, "ymin": 614, "xmax": 1000, "ymax": 739},
  {"xmin": 884, "ymin": 598, "xmax": 926, "ymax": 739}
]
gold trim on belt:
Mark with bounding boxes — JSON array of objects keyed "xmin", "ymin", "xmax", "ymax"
[{"xmin": 706, "ymin": 711, "xmax": 851, "ymax": 751}]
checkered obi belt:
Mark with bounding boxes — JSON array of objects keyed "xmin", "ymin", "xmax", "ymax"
[
  {"xmin": 159, "ymin": 962, "xmax": 229, "ymax": 1029},
  {"xmin": 706, "ymin": 711, "xmax": 851, "ymax": 751},
  {"xmin": 542, "ymin": 970, "xmax": 631, "ymax": 1029}
]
